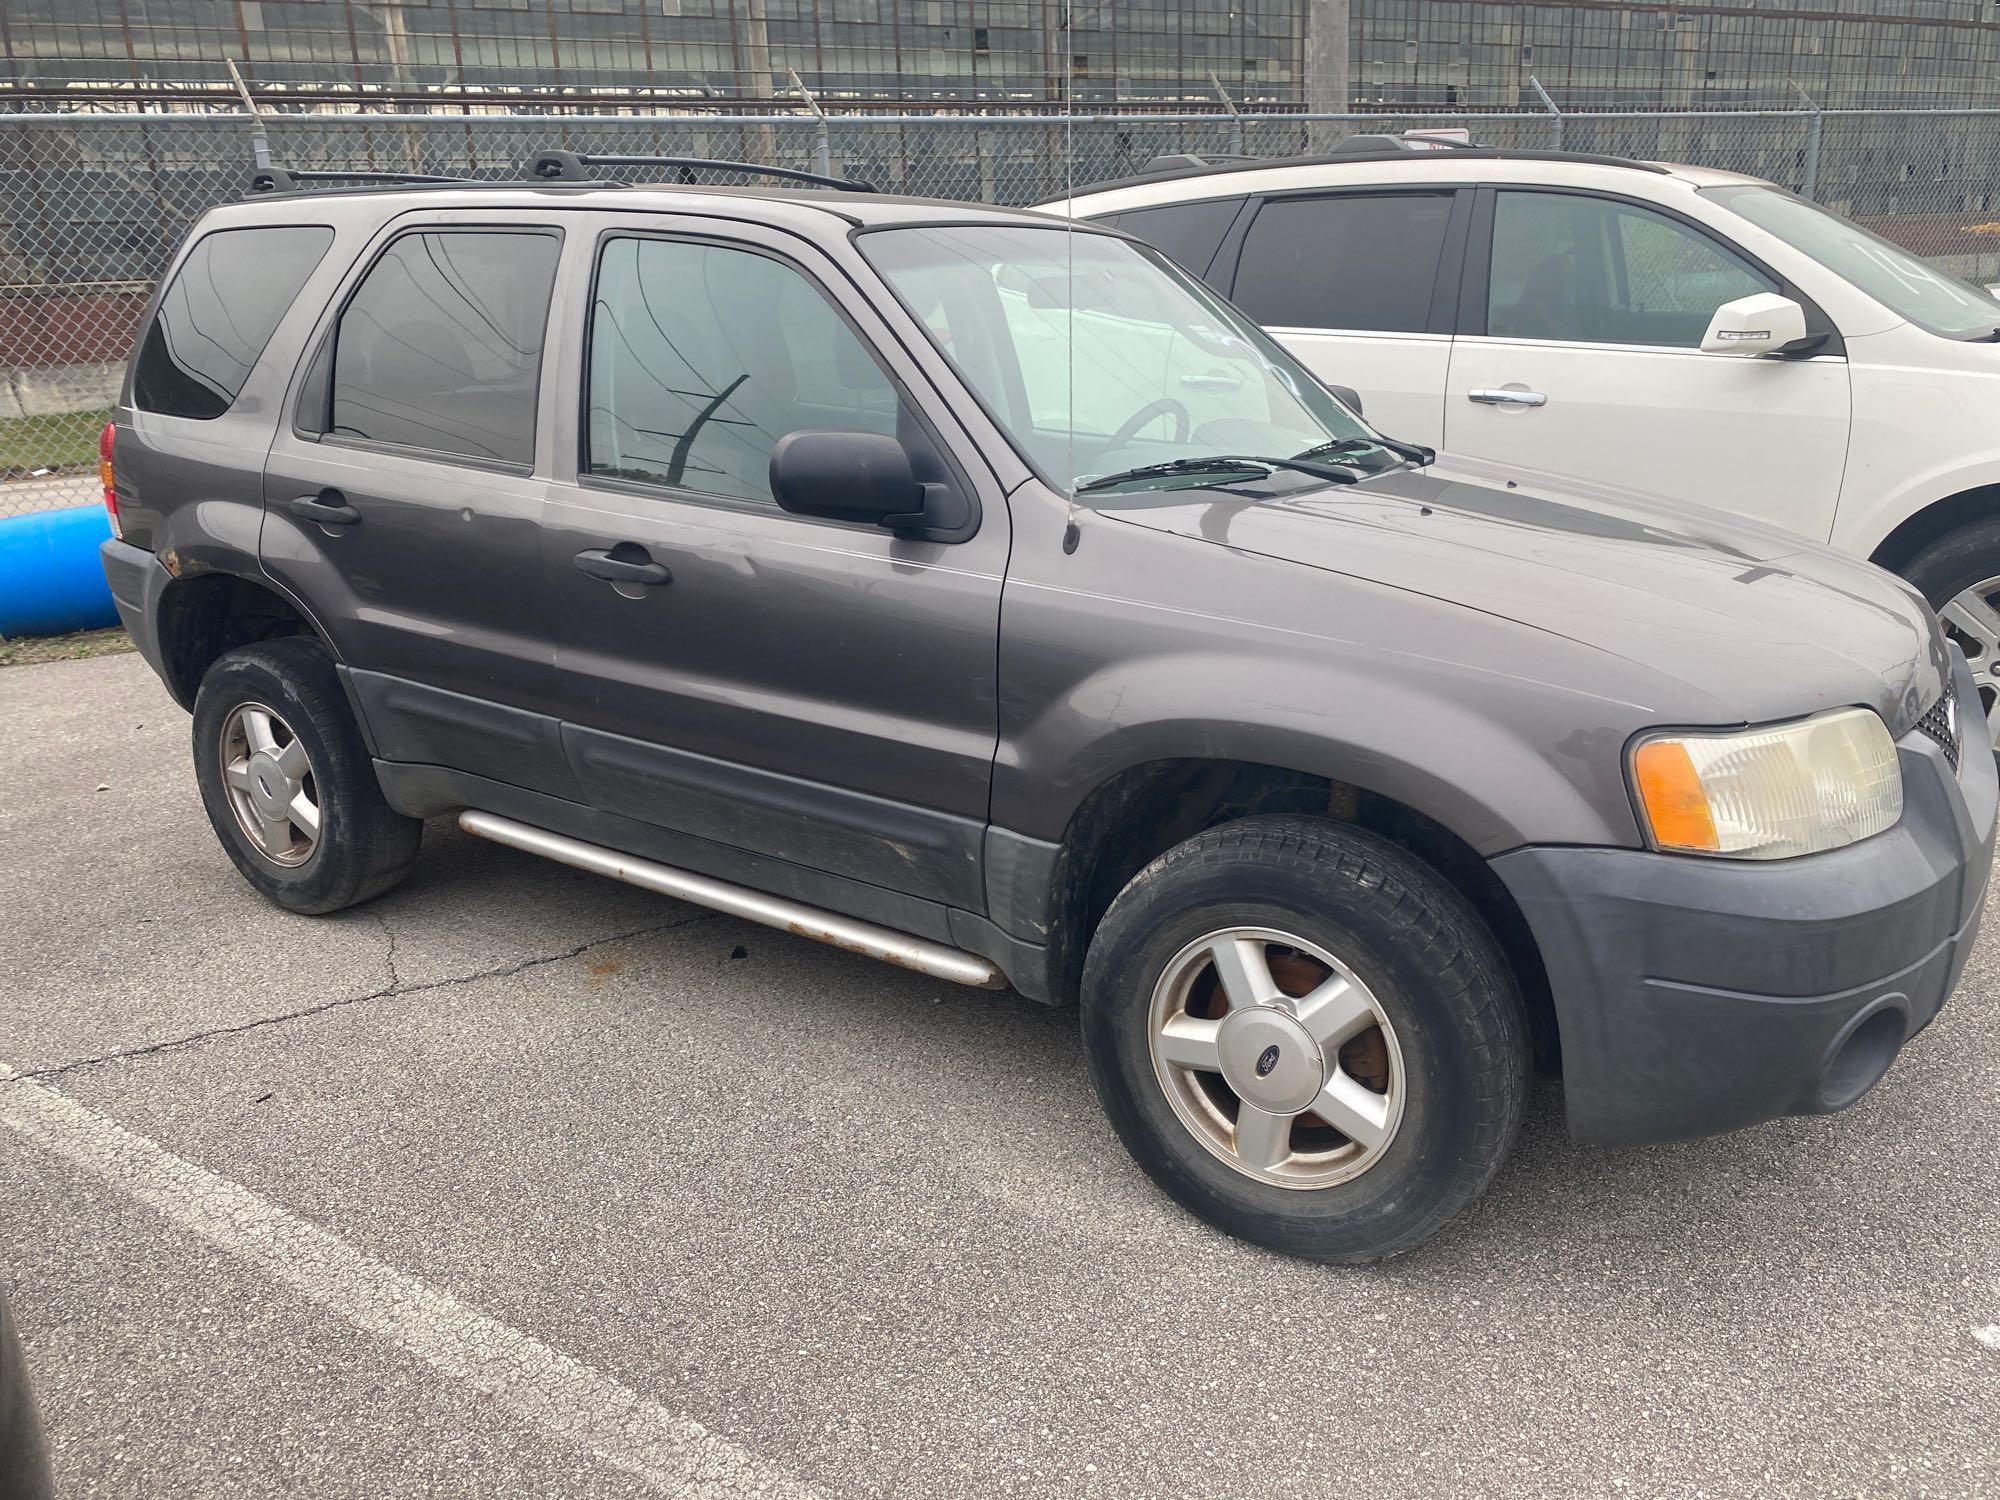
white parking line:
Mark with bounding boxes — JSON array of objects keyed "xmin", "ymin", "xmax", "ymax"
[
  {"xmin": 1975, "ymin": 1325, "xmax": 2000, "ymax": 1351},
  {"xmin": 0, "ymin": 1063, "xmax": 812, "ymax": 1498}
]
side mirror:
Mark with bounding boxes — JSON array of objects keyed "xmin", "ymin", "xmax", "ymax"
[
  {"xmin": 1700, "ymin": 292, "xmax": 1810, "ymax": 357},
  {"xmin": 1326, "ymin": 384, "xmax": 1365, "ymax": 418},
  {"xmin": 770, "ymin": 431, "xmax": 928, "ymax": 534}
]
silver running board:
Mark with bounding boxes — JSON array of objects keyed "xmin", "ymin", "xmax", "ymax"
[{"xmin": 457, "ymin": 809, "xmax": 1009, "ymax": 990}]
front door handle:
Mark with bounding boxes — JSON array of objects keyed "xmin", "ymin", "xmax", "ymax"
[
  {"xmin": 1467, "ymin": 387, "xmax": 1548, "ymax": 408},
  {"xmin": 574, "ymin": 547, "xmax": 671, "ymax": 587},
  {"xmin": 288, "ymin": 490, "xmax": 360, "ymax": 526}
]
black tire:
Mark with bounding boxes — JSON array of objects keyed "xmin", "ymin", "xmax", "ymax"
[
  {"xmin": 1900, "ymin": 516, "xmax": 2000, "ymax": 718},
  {"xmin": 191, "ymin": 637, "xmax": 420, "ymax": 915},
  {"xmin": 1080, "ymin": 814, "xmax": 1530, "ymax": 1263}
]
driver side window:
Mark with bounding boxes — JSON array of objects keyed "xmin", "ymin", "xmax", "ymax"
[
  {"xmin": 586, "ymin": 236, "xmax": 906, "ymax": 504},
  {"xmin": 1488, "ymin": 191, "xmax": 1774, "ymax": 348}
]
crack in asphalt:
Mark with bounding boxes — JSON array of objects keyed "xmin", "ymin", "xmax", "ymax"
[
  {"xmin": 372, "ymin": 906, "xmax": 403, "ymax": 992},
  {"xmin": 2, "ymin": 910, "xmax": 716, "ymax": 1085}
]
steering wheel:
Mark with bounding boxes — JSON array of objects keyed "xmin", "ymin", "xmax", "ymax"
[{"xmin": 1105, "ymin": 397, "xmax": 1191, "ymax": 452}]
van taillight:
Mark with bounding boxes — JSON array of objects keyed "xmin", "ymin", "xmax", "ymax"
[{"xmin": 99, "ymin": 420, "xmax": 121, "ymax": 540}]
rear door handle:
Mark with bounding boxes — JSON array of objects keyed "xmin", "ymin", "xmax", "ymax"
[
  {"xmin": 1467, "ymin": 388, "xmax": 1548, "ymax": 408},
  {"xmin": 289, "ymin": 490, "xmax": 360, "ymax": 526},
  {"xmin": 574, "ymin": 547, "xmax": 671, "ymax": 587}
]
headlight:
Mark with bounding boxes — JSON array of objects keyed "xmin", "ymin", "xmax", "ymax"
[{"xmin": 1629, "ymin": 707, "xmax": 1902, "ymax": 859}]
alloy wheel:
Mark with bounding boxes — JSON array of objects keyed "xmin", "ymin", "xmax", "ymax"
[
  {"xmin": 1146, "ymin": 926, "xmax": 1405, "ymax": 1189},
  {"xmin": 219, "ymin": 701, "xmax": 321, "ymax": 867},
  {"xmin": 1941, "ymin": 578, "xmax": 2000, "ymax": 751}
]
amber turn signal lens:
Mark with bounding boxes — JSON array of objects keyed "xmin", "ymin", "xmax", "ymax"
[{"xmin": 1632, "ymin": 738, "xmax": 1720, "ymax": 853}]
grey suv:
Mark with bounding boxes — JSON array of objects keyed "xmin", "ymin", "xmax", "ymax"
[{"xmin": 98, "ymin": 154, "xmax": 1995, "ymax": 1261}]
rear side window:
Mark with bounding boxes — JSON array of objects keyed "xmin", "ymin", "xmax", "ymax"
[
  {"xmin": 1230, "ymin": 193, "xmax": 1454, "ymax": 334},
  {"xmin": 1095, "ymin": 198, "xmax": 1242, "ymax": 281},
  {"xmin": 585, "ymin": 236, "xmax": 906, "ymax": 505},
  {"xmin": 318, "ymin": 229, "xmax": 560, "ymax": 468},
  {"xmin": 133, "ymin": 225, "xmax": 333, "ymax": 419}
]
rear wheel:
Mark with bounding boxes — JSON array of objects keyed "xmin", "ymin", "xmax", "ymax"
[
  {"xmin": 191, "ymin": 637, "xmax": 420, "ymax": 914},
  {"xmin": 1080, "ymin": 814, "xmax": 1529, "ymax": 1263},
  {"xmin": 1901, "ymin": 518, "xmax": 2000, "ymax": 749}
]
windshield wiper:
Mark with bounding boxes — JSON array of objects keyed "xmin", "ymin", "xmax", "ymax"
[
  {"xmin": 1076, "ymin": 453, "xmax": 1362, "ymax": 495},
  {"xmin": 1296, "ymin": 434, "xmax": 1436, "ymax": 467}
]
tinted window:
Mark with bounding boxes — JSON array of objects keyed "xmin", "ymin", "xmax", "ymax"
[
  {"xmin": 133, "ymin": 225, "xmax": 333, "ymax": 419},
  {"xmin": 587, "ymin": 237, "xmax": 904, "ymax": 504},
  {"xmin": 1488, "ymin": 191, "xmax": 1774, "ymax": 347},
  {"xmin": 1099, "ymin": 198, "xmax": 1242, "ymax": 281},
  {"xmin": 1230, "ymin": 193, "xmax": 1453, "ymax": 333},
  {"xmin": 328, "ymin": 230, "xmax": 559, "ymax": 466}
]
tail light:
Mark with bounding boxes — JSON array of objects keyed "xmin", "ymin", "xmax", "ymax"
[{"xmin": 99, "ymin": 420, "xmax": 121, "ymax": 540}]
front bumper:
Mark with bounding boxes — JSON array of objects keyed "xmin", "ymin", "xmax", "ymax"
[{"xmin": 1493, "ymin": 650, "xmax": 1996, "ymax": 1148}]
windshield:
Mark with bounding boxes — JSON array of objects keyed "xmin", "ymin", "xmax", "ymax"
[
  {"xmin": 1704, "ymin": 184, "xmax": 2000, "ymax": 340},
  {"xmin": 860, "ymin": 224, "xmax": 1393, "ymax": 494}
]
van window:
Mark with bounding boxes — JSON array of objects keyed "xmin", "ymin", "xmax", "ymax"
[
  {"xmin": 133, "ymin": 225, "xmax": 334, "ymax": 419},
  {"xmin": 324, "ymin": 229, "xmax": 559, "ymax": 467},
  {"xmin": 585, "ymin": 236, "xmax": 905, "ymax": 504},
  {"xmin": 1488, "ymin": 191, "xmax": 1773, "ymax": 347},
  {"xmin": 1097, "ymin": 198, "xmax": 1243, "ymax": 282},
  {"xmin": 1230, "ymin": 193, "xmax": 1453, "ymax": 334}
]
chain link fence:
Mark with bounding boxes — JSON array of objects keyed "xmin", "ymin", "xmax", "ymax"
[{"xmin": 5, "ymin": 106, "xmax": 1999, "ymax": 516}]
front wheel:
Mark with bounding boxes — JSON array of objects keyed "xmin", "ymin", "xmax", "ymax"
[
  {"xmin": 1901, "ymin": 517, "xmax": 2000, "ymax": 750},
  {"xmin": 1080, "ymin": 815, "xmax": 1530, "ymax": 1263},
  {"xmin": 191, "ymin": 637, "xmax": 421, "ymax": 914}
]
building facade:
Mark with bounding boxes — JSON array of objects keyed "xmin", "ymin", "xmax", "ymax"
[{"xmin": 2, "ymin": 0, "xmax": 1999, "ymax": 109}]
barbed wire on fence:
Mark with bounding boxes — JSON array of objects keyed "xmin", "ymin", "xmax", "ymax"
[{"xmin": 4, "ymin": 105, "xmax": 1999, "ymax": 517}]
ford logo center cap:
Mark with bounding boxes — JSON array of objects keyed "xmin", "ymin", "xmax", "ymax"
[{"xmin": 1255, "ymin": 1044, "xmax": 1281, "ymax": 1077}]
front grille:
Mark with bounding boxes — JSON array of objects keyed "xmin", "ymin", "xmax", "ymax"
[{"xmin": 1916, "ymin": 692, "xmax": 1962, "ymax": 773}]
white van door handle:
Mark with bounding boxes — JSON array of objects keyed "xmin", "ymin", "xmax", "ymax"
[{"xmin": 1468, "ymin": 387, "xmax": 1548, "ymax": 408}]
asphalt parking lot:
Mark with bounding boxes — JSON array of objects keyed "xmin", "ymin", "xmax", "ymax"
[{"xmin": 2, "ymin": 650, "xmax": 1997, "ymax": 1499}]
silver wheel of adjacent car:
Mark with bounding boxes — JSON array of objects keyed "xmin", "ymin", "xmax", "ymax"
[
  {"xmin": 1146, "ymin": 926, "xmax": 1405, "ymax": 1190},
  {"xmin": 1941, "ymin": 577, "xmax": 2000, "ymax": 750},
  {"xmin": 218, "ymin": 701, "xmax": 321, "ymax": 867}
]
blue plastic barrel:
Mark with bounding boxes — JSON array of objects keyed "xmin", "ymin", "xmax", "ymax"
[{"xmin": 0, "ymin": 502, "xmax": 118, "ymax": 638}]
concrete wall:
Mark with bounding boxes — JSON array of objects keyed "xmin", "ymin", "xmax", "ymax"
[{"xmin": 1, "ymin": 360, "xmax": 121, "ymax": 419}]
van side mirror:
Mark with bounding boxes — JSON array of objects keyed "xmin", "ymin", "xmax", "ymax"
[
  {"xmin": 770, "ymin": 431, "xmax": 929, "ymax": 535},
  {"xmin": 1326, "ymin": 384, "xmax": 1365, "ymax": 418},
  {"xmin": 1700, "ymin": 293, "xmax": 1811, "ymax": 357}
]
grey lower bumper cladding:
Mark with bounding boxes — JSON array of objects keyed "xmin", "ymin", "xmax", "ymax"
[
  {"xmin": 1493, "ymin": 653, "xmax": 1997, "ymax": 1148},
  {"xmin": 98, "ymin": 537, "xmax": 174, "ymax": 693}
]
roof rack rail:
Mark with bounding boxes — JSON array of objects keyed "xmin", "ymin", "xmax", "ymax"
[
  {"xmin": 247, "ymin": 166, "xmax": 466, "ymax": 195},
  {"xmin": 1083, "ymin": 138, "xmax": 1667, "ymax": 195},
  {"xmin": 1138, "ymin": 151, "xmax": 1261, "ymax": 175},
  {"xmin": 1134, "ymin": 133, "xmax": 1480, "ymax": 180},
  {"xmin": 527, "ymin": 149, "xmax": 877, "ymax": 193}
]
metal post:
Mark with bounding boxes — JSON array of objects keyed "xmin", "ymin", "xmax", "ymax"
[
  {"xmin": 790, "ymin": 69, "xmax": 832, "ymax": 179},
  {"xmin": 1529, "ymin": 75, "xmax": 1562, "ymax": 151},
  {"xmin": 224, "ymin": 56, "xmax": 269, "ymax": 170},
  {"xmin": 975, "ymin": 126, "xmax": 996, "ymax": 205},
  {"xmin": 1793, "ymin": 81, "xmax": 1823, "ymax": 199},
  {"xmin": 1208, "ymin": 70, "xmax": 1243, "ymax": 156},
  {"xmin": 1302, "ymin": 0, "xmax": 1348, "ymax": 152}
]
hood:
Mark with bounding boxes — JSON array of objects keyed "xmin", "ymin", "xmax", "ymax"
[{"xmin": 1093, "ymin": 455, "xmax": 1948, "ymax": 734}]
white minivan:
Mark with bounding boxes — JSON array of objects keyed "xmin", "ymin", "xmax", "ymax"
[{"xmin": 1051, "ymin": 140, "xmax": 2000, "ymax": 734}]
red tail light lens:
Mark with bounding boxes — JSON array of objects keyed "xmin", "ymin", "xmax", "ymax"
[{"xmin": 99, "ymin": 420, "xmax": 121, "ymax": 539}]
